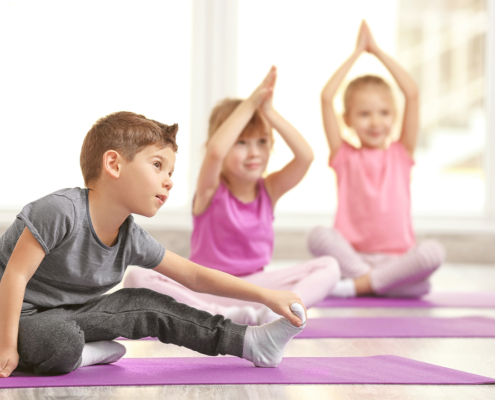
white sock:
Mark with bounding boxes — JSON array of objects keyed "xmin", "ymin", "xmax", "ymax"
[
  {"xmin": 242, "ymin": 303, "xmax": 306, "ymax": 367},
  {"xmin": 79, "ymin": 341, "xmax": 127, "ymax": 368},
  {"xmin": 329, "ymin": 279, "xmax": 356, "ymax": 298}
]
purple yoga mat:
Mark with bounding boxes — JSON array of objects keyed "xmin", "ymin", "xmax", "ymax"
[
  {"xmin": 3, "ymin": 356, "xmax": 494, "ymax": 388},
  {"xmin": 298, "ymin": 316, "xmax": 495, "ymax": 338},
  {"xmin": 317, "ymin": 292, "xmax": 495, "ymax": 308},
  {"xmin": 118, "ymin": 316, "xmax": 495, "ymax": 340}
]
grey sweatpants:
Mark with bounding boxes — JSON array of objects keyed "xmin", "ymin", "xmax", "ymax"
[{"xmin": 17, "ymin": 288, "xmax": 247, "ymax": 375}]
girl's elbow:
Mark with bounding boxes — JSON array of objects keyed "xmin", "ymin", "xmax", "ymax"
[
  {"xmin": 306, "ymin": 150, "xmax": 315, "ymax": 164},
  {"xmin": 205, "ymin": 145, "xmax": 224, "ymax": 163},
  {"xmin": 321, "ymin": 92, "xmax": 333, "ymax": 104}
]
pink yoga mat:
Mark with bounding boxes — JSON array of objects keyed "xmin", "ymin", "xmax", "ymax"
[
  {"xmin": 298, "ymin": 316, "xmax": 495, "ymax": 338},
  {"xmin": 4, "ymin": 356, "xmax": 494, "ymax": 388},
  {"xmin": 317, "ymin": 292, "xmax": 495, "ymax": 308}
]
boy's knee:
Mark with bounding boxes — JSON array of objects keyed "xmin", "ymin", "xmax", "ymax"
[{"xmin": 30, "ymin": 321, "xmax": 84, "ymax": 375}]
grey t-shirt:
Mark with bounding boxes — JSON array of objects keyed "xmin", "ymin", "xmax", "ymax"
[{"xmin": 0, "ymin": 188, "xmax": 165, "ymax": 310}]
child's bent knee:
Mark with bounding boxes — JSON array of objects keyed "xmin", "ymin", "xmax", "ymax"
[
  {"xmin": 307, "ymin": 226, "xmax": 333, "ymax": 256},
  {"xmin": 319, "ymin": 256, "xmax": 340, "ymax": 274},
  {"xmin": 418, "ymin": 240, "xmax": 445, "ymax": 270},
  {"xmin": 32, "ymin": 322, "xmax": 85, "ymax": 375},
  {"xmin": 312, "ymin": 256, "xmax": 341, "ymax": 283}
]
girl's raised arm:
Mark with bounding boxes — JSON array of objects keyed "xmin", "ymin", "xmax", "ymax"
[
  {"xmin": 364, "ymin": 21, "xmax": 419, "ymax": 156},
  {"xmin": 262, "ymin": 76, "xmax": 314, "ymax": 206},
  {"xmin": 193, "ymin": 67, "xmax": 276, "ymax": 215},
  {"xmin": 321, "ymin": 22, "xmax": 367, "ymax": 160}
]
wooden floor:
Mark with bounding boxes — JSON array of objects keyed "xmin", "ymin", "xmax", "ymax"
[{"xmin": 2, "ymin": 263, "xmax": 495, "ymax": 399}]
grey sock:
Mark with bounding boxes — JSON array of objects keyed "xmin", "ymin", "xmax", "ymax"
[{"xmin": 242, "ymin": 303, "xmax": 306, "ymax": 367}]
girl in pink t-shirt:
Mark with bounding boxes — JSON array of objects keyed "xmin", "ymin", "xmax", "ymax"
[
  {"xmin": 308, "ymin": 21, "xmax": 445, "ymax": 298},
  {"xmin": 124, "ymin": 67, "xmax": 340, "ymax": 324}
]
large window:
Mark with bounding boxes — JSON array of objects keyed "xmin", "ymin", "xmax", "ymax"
[
  {"xmin": 237, "ymin": 0, "xmax": 487, "ymax": 217},
  {"xmin": 0, "ymin": 0, "xmax": 192, "ymax": 209},
  {"xmin": 0, "ymin": 0, "xmax": 492, "ymax": 229},
  {"xmin": 398, "ymin": 0, "xmax": 487, "ymax": 215}
]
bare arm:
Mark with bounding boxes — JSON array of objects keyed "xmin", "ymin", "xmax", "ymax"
[
  {"xmin": 321, "ymin": 23, "xmax": 367, "ymax": 160},
  {"xmin": 193, "ymin": 67, "xmax": 277, "ymax": 216},
  {"xmin": 262, "ymin": 79, "xmax": 314, "ymax": 205},
  {"xmin": 365, "ymin": 21, "xmax": 419, "ymax": 156},
  {"xmin": 0, "ymin": 228, "xmax": 45, "ymax": 378},
  {"xmin": 153, "ymin": 250, "xmax": 305, "ymax": 326}
]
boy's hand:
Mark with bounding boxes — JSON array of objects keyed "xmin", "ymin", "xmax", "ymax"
[
  {"xmin": 248, "ymin": 66, "xmax": 277, "ymax": 108},
  {"xmin": 264, "ymin": 290, "xmax": 307, "ymax": 327},
  {"xmin": 0, "ymin": 346, "xmax": 19, "ymax": 378}
]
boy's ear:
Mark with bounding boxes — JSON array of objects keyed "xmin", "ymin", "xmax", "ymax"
[{"xmin": 102, "ymin": 150, "xmax": 123, "ymax": 179}]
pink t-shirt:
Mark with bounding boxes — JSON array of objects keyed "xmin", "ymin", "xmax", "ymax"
[
  {"xmin": 189, "ymin": 179, "xmax": 274, "ymax": 276},
  {"xmin": 331, "ymin": 141, "xmax": 415, "ymax": 254}
]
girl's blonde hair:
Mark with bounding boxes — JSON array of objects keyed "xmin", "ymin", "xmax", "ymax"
[
  {"xmin": 343, "ymin": 75, "xmax": 394, "ymax": 114},
  {"xmin": 207, "ymin": 98, "xmax": 273, "ymax": 144}
]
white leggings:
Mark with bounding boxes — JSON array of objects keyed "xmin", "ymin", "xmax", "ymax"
[
  {"xmin": 123, "ymin": 256, "xmax": 341, "ymax": 313},
  {"xmin": 307, "ymin": 227, "xmax": 445, "ymax": 297}
]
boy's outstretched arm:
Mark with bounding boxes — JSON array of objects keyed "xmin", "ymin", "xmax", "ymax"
[
  {"xmin": 152, "ymin": 251, "xmax": 306, "ymax": 327},
  {"xmin": 321, "ymin": 21, "xmax": 367, "ymax": 160},
  {"xmin": 193, "ymin": 67, "xmax": 277, "ymax": 216},
  {"xmin": 262, "ymin": 74, "xmax": 314, "ymax": 206},
  {"xmin": 364, "ymin": 21, "xmax": 419, "ymax": 156},
  {"xmin": 0, "ymin": 228, "xmax": 45, "ymax": 378}
]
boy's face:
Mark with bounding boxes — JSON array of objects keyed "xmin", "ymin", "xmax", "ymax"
[{"xmin": 118, "ymin": 145, "xmax": 175, "ymax": 217}]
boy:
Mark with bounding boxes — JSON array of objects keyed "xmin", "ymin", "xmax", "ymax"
[{"xmin": 0, "ymin": 111, "xmax": 306, "ymax": 377}]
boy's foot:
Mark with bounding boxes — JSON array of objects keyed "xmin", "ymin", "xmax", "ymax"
[
  {"xmin": 242, "ymin": 303, "xmax": 306, "ymax": 367},
  {"xmin": 79, "ymin": 341, "xmax": 127, "ymax": 368}
]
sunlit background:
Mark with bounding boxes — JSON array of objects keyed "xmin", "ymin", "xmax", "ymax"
[{"xmin": 0, "ymin": 0, "xmax": 490, "ymax": 228}]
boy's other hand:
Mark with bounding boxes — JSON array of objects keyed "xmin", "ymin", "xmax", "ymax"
[
  {"xmin": 249, "ymin": 66, "xmax": 277, "ymax": 108},
  {"xmin": 265, "ymin": 290, "xmax": 307, "ymax": 327},
  {"xmin": 0, "ymin": 347, "xmax": 19, "ymax": 378}
]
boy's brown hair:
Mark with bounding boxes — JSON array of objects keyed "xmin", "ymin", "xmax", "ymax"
[
  {"xmin": 208, "ymin": 98, "xmax": 273, "ymax": 144},
  {"xmin": 80, "ymin": 111, "xmax": 178, "ymax": 186},
  {"xmin": 343, "ymin": 75, "xmax": 394, "ymax": 114}
]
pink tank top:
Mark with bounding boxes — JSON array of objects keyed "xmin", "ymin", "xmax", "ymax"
[
  {"xmin": 331, "ymin": 141, "xmax": 415, "ymax": 254},
  {"xmin": 189, "ymin": 179, "xmax": 274, "ymax": 276}
]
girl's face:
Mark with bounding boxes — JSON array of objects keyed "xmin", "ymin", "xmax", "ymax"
[
  {"xmin": 344, "ymin": 87, "xmax": 395, "ymax": 149},
  {"xmin": 222, "ymin": 133, "xmax": 272, "ymax": 183}
]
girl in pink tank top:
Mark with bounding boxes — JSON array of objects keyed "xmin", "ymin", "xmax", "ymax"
[
  {"xmin": 308, "ymin": 21, "xmax": 445, "ymax": 299},
  {"xmin": 124, "ymin": 67, "xmax": 341, "ymax": 325}
]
